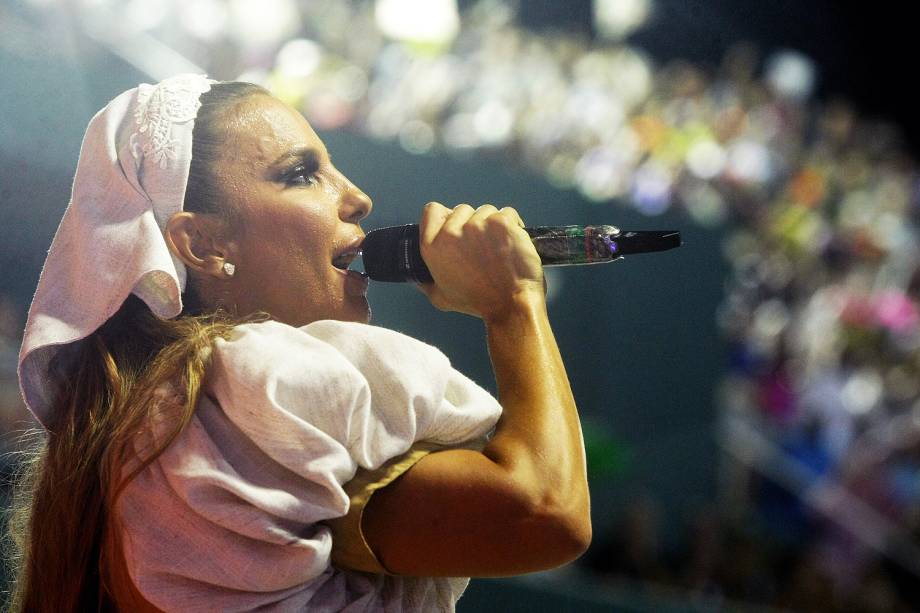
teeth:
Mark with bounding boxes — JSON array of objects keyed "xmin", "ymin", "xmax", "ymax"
[{"xmin": 332, "ymin": 248, "xmax": 360, "ymax": 270}]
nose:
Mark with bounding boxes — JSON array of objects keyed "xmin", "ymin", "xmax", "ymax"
[{"xmin": 340, "ymin": 185, "xmax": 373, "ymax": 224}]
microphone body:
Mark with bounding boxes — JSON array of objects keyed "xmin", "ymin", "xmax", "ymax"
[{"xmin": 361, "ymin": 224, "xmax": 681, "ymax": 283}]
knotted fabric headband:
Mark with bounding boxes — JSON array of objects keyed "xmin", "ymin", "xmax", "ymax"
[{"xmin": 18, "ymin": 73, "xmax": 217, "ymax": 427}]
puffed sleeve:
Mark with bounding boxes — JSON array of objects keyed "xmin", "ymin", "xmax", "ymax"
[
  {"xmin": 210, "ymin": 320, "xmax": 501, "ymax": 468},
  {"xmin": 114, "ymin": 319, "xmax": 501, "ymax": 611}
]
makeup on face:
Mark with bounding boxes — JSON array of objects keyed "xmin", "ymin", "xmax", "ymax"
[{"xmin": 213, "ymin": 97, "xmax": 373, "ymax": 326}]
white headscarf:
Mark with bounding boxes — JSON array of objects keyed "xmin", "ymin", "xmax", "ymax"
[{"xmin": 18, "ymin": 73, "xmax": 217, "ymax": 427}]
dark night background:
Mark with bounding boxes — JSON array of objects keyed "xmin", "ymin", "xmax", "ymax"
[
  {"xmin": 2, "ymin": 1, "xmax": 919, "ymax": 611},
  {"xmin": 517, "ymin": 0, "xmax": 920, "ymax": 153}
]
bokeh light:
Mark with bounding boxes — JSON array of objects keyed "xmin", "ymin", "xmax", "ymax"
[
  {"xmin": 374, "ymin": 0, "xmax": 460, "ymax": 46},
  {"xmin": 6, "ymin": 0, "xmax": 920, "ymax": 608}
]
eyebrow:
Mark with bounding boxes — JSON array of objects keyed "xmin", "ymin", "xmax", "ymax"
[
  {"xmin": 271, "ymin": 146, "xmax": 324, "ymax": 168},
  {"xmin": 272, "ymin": 147, "xmax": 319, "ymax": 166}
]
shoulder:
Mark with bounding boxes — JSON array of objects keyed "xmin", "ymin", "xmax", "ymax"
[
  {"xmin": 205, "ymin": 319, "xmax": 499, "ymax": 463},
  {"xmin": 302, "ymin": 320, "xmax": 451, "ymax": 368},
  {"xmin": 212, "ymin": 319, "xmax": 450, "ymax": 373},
  {"xmin": 206, "ymin": 320, "xmax": 368, "ymax": 407}
]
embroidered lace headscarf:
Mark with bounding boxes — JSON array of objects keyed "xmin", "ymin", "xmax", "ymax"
[{"xmin": 18, "ymin": 73, "xmax": 216, "ymax": 427}]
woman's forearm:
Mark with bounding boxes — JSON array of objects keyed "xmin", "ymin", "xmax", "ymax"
[
  {"xmin": 361, "ymin": 204, "xmax": 591, "ymax": 575},
  {"xmin": 481, "ymin": 291, "xmax": 591, "ymax": 547}
]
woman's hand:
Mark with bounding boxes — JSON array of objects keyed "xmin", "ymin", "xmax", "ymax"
[
  {"xmin": 362, "ymin": 204, "xmax": 591, "ymax": 576},
  {"xmin": 415, "ymin": 202, "xmax": 545, "ymax": 321}
]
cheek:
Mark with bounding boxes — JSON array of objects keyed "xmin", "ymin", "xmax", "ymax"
[{"xmin": 240, "ymin": 206, "xmax": 332, "ymax": 275}]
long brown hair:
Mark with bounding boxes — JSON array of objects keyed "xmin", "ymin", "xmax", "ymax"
[{"xmin": 4, "ymin": 81, "xmax": 271, "ymax": 612}]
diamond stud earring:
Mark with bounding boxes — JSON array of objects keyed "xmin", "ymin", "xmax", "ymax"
[{"xmin": 222, "ymin": 262, "xmax": 236, "ymax": 277}]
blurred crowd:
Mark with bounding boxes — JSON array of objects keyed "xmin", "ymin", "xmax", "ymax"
[
  {"xmin": 580, "ymin": 495, "xmax": 920, "ymax": 612},
  {"xmin": 0, "ymin": 296, "xmax": 28, "ymax": 450},
  {"xmin": 272, "ymin": 2, "xmax": 920, "ymax": 600},
  {"xmin": 6, "ymin": 0, "xmax": 920, "ymax": 608},
  {"xmin": 0, "ymin": 294, "xmax": 26, "ymax": 595},
  {"xmin": 267, "ymin": 2, "xmax": 920, "ymax": 605}
]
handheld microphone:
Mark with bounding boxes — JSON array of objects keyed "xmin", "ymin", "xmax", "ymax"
[{"xmin": 360, "ymin": 224, "xmax": 681, "ymax": 283}]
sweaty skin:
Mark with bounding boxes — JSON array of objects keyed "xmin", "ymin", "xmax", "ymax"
[
  {"xmin": 164, "ymin": 96, "xmax": 591, "ymax": 578},
  {"xmin": 166, "ymin": 94, "xmax": 373, "ymax": 326}
]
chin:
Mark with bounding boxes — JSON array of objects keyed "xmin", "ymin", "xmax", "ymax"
[
  {"xmin": 345, "ymin": 302, "xmax": 372, "ymax": 324},
  {"xmin": 327, "ymin": 298, "xmax": 372, "ymax": 325}
]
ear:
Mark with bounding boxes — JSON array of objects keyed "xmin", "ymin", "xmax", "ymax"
[{"xmin": 164, "ymin": 212, "xmax": 238, "ymax": 280}]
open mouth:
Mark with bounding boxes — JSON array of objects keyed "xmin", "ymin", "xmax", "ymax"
[{"xmin": 331, "ymin": 246, "xmax": 363, "ymax": 272}]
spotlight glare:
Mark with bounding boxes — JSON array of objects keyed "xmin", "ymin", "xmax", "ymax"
[
  {"xmin": 686, "ymin": 140, "xmax": 727, "ymax": 179},
  {"xmin": 399, "ymin": 119, "xmax": 436, "ymax": 154},
  {"xmin": 276, "ymin": 38, "xmax": 323, "ymax": 78},
  {"xmin": 473, "ymin": 100, "xmax": 514, "ymax": 146},
  {"xmin": 593, "ymin": 0, "xmax": 652, "ymax": 41},
  {"xmin": 124, "ymin": 0, "xmax": 171, "ymax": 31},
  {"xmin": 229, "ymin": 0, "xmax": 299, "ymax": 49},
  {"xmin": 179, "ymin": 0, "xmax": 229, "ymax": 42},
  {"xmin": 765, "ymin": 49, "xmax": 817, "ymax": 101},
  {"xmin": 726, "ymin": 139, "xmax": 772, "ymax": 184},
  {"xmin": 374, "ymin": 0, "xmax": 460, "ymax": 45},
  {"xmin": 842, "ymin": 369, "xmax": 883, "ymax": 415}
]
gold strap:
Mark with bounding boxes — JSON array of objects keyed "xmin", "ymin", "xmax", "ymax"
[{"xmin": 326, "ymin": 442, "xmax": 443, "ymax": 574}]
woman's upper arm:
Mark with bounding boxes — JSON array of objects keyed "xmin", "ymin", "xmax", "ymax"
[{"xmin": 361, "ymin": 447, "xmax": 591, "ymax": 577}]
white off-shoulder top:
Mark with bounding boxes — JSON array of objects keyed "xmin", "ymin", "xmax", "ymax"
[{"xmin": 113, "ymin": 319, "xmax": 502, "ymax": 612}]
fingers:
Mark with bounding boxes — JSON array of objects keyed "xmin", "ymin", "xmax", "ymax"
[
  {"xmin": 469, "ymin": 204, "xmax": 527, "ymax": 241},
  {"xmin": 499, "ymin": 206, "xmax": 526, "ymax": 229},
  {"xmin": 422, "ymin": 203, "xmax": 524, "ymax": 237},
  {"xmin": 468, "ymin": 203, "xmax": 499, "ymax": 226},
  {"xmin": 420, "ymin": 202, "xmax": 451, "ymax": 246},
  {"xmin": 413, "ymin": 202, "xmax": 539, "ymax": 318},
  {"xmin": 440, "ymin": 203, "xmax": 476, "ymax": 237}
]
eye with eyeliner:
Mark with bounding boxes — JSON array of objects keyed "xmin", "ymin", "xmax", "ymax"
[
  {"xmin": 281, "ymin": 159, "xmax": 320, "ymax": 187},
  {"xmin": 275, "ymin": 148, "xmax": 323, "ymax": 187}
]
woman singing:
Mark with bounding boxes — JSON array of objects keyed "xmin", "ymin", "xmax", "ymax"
[{"xmin": 8, "ymin": 74, "xmax": 590, "ymax": 612}]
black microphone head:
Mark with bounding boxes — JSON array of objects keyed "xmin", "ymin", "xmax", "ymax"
[
  {"xmin": 361, "ymin": 224, "xmax": 434, "ymax": 283},
  {"xmin": 614, "ymin": 230, "xmax": 682, "ymax": 254}
]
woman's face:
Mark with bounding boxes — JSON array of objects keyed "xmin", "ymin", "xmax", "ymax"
[{"xmin": 212, "ymin": 95, "xmax": 373, "ymax": 327}]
